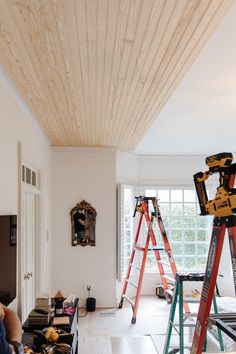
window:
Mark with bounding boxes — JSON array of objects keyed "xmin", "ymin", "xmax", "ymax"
[
  {"xmin": 22, "ymin": 164, "xmax": 39, "ymax": 188},
  {"xmin": 123, "ymin": 188, "xmax": 133, "ymax": 271},
  {"xmin": 120, "ymin": 186, "xmax": 212, "ymax": 275}
]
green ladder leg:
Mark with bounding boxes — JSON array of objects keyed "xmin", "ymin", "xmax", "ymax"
[
  {"xmin": 212, "ymin": 295, "xmax": 224, "ymax": 351},
  {"xmin": 164, "ymin": 277, "xmax": 186, "ymax": 354},
  {"xmin": 164, "ymin": 273, "xmax": 208, "ymax": 354},
  {"xmin": 163, "ymin": 273, "xmax": 223, "ymax": 353},
  {"xmin": 164, "ymin": 281, "xmax": 179, "ymax": 354},
  {"xmin": 179, "ymin": 279, "xmax": 184, "ymax": 354}
]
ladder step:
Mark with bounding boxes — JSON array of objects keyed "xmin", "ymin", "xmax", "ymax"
[
  {"xmin": 181, "ymin": 298, "xmax": 200, "ymax": 303},
  {"xmin": 132, "ymin": 263, "xmax": 141, "ymax": 271},
  {"xmin": 169, "ymin": 345, "xmax": 191, "ymax": 350},
  {"xmin": 184, "ymin": 313, "xmax": 198, "ymax": 318},
  {"xmin": 128, "ymin": 280, "xmax": 138, "ymax": 288},
  {"xmin": 148, "ymin": 246, "xmax": 164, "ymax": 251},
  {"xmin": 172, "ymin": 322, "xmax": 196, "ymax": 327},
  {"xmin": 133, "ymin": 244, "xmax": 165, "ymax": 252},
  {"xmin": 134, "ymin": 243, "xmax": 145, "ymax": 251},
  {"xmin": 122, "ymin": 295, "xmax": 135, "ymax": 307},
  {"xmin": 157, "ymin": 260, "xmax": 171, "ymax": 267},
  {"xmin": 162, "ymin": 275, "xmax": 175, "ymax": 283}
]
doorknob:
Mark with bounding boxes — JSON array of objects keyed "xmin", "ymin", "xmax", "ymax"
[{"xmin": 24, "ymin": 272, "xmax": 32, "ymax": 280}]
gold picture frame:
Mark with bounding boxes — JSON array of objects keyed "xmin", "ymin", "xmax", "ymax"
[{"xmin": 70, "ymin": 200, "xmax": 97, "ymax": 247}]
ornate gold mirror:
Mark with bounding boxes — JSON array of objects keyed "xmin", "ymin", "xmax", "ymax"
[{"xmin": 70, "ymin": 200, "xmax": 97, "ymax": 247}]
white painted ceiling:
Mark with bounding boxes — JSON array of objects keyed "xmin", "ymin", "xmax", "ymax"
[{"xmin": 135, "ymin": 0, "xmax": 236, "ymax": 155}]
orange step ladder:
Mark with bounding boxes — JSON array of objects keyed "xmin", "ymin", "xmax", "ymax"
[
  {"xmin": 190, "ymin": 216, "xmax": 236, "ymax": 354},
  {"xmin": 191, "ymin": 152, "xmax": 236, "ymax": 354},
  {"xmin": 118, "ymin": 196, "xmax": 190, "ymax": 324}
]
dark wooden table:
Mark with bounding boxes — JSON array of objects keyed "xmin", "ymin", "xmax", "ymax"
[{"xmin": 22, "ymin": 298, "xmax": 79, "ymax": 354}]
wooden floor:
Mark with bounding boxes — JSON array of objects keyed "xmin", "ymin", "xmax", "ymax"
[{"xmin": 77, "ymin": 295, "xmax": 234, "ymax": 354}]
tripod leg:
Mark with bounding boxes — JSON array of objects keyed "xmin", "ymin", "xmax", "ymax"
[{"xmin": 191, "ymin": 220, "xmax": 226, "ymax": 354}]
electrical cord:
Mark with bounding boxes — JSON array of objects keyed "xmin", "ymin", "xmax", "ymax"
[{"xmin": 78, "ymin": 304, "xmax": 88, "ymax": 318}]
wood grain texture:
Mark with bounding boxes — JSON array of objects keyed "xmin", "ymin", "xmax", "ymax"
[{"xmin": 0, "ymin": 0, "xmax": 233, "ymax": 150}]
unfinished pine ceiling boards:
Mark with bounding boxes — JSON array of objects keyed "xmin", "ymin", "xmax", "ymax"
[{"xmin": 0, "ymin": 0, "xmax": 233, "ymax": 150}]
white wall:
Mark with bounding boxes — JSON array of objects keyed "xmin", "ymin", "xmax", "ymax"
[
  {"xmin": 116, "ymin": 152, "xmax": 139, "ymax": 184},
  {"xmin": 117, "ymin": 153, "xmax": 208, "ymax": 185},
  {"xmin": 51, "ymin": 147, "xmax": 117, "ymax": 307},
  {"xmin": 137, "ymin": 154, "xmax": 207, "ymax": 186},
  {"xmin": 0, "ymin": 67, "xmax": 52, "ymax": 311}
]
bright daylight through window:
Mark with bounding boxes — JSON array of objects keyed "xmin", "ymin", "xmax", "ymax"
[{"xmin": 121, "ymin": 186, "xmax": 212, "ymax": 275}]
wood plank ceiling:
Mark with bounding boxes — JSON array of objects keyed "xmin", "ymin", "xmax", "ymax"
[{"xmin": 0, "ymin": 0, "xmax": 233, "ymax": 150}]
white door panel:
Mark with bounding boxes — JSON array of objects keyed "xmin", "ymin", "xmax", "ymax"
[{"xmin": 21, "ymin": 192, "xmax": 36, "ymax": 322}]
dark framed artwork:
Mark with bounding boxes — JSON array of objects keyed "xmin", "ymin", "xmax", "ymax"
[
  {"xmin": 10, "ymin": 215, "xmax": 17, "ymax": 246},
  {"xmin": 70, "ymin": 200, "xmax": 97, "ymax": 247}
]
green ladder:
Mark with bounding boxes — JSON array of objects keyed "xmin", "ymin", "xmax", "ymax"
[{"xmin": 164, "ymin": 272, "xmax": 224, "ymax": 354}]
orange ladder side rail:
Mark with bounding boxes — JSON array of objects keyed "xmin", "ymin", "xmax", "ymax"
[
  {"xmin": 118, "ymin": 212, "xmax": 143, "ymax": 308},
  {"xmin": 191, "ymin": 221, "xmax": 227, "ymax": 354},
  {"xmin": 141, "ymin": 200, "xmax": 168, "ymax": 289},
  {"xmin": 131, "ymin": 214, "xmax": 154, "ymax": 323}
]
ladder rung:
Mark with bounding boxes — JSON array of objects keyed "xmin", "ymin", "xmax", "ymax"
[
  {"xmin": 132, "ymin": 263, "xmax": 141, "ymax": 271},
  {"xmin": 184, "ymin": 313, "xmax": 198, "ymax": 318},
  {"xmin": 128, "ymin": 280, "xmax": 138, "ymax": 288},
  {"xmin": 182, "ymin": 298, "xmax": 200, "ymax": 303},
  {"xmin": 173, "ymin": 322, "xmax": 196, "ymax": 327},
  {"xmin": 148, "ymin": 246, "xmax": 164, "ymax": 251},
  {"xmin": 122, "ymin": 295, "xmax": 135, "ymax": 307},
  {"xmin": 157, "ymin": 260, "xmax": 171, "ymax": 267},
  {"xmin": 169, "ymin": 345, "xmax": 191, "ymax": 350},
  {"xmin": 134, "ymin": 243, "xmax": 145, "ymax": 251},
  {"xmin": 162, "ymin": 275, "xmax": 175, "ymax": 283}
]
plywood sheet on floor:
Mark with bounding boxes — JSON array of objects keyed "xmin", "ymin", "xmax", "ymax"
[
  {"xmin": 151, "ymin": 334, "xmax": 190, "ymax": 353},
  {"xmin": 77, "ymin": 296, "xmax": 231, "ymax": 353},
  {"xmin": 88, "ymin": 297, "xmax": 170, "ymax": 336},
  {"xmin": 78, "ymin": 334, "xmax": 112, "ymax": 354},
  {"xmin": 111, "ymin": 336, "xmax": 158, "ymax": 354}
]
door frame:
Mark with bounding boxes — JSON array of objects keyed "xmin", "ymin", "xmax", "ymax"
[{"xmin": 17, "ymin": 143, "xmax": 42, "ymax": 321}]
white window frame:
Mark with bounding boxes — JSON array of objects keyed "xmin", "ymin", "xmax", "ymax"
[{"xmin": 119, "ymin": 184, "xmax": 213, "ymax": 277}]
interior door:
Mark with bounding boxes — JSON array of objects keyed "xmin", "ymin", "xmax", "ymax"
[{"xmin": 21, "ymin": 192, "xmax": 36, "ymax": 322}]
